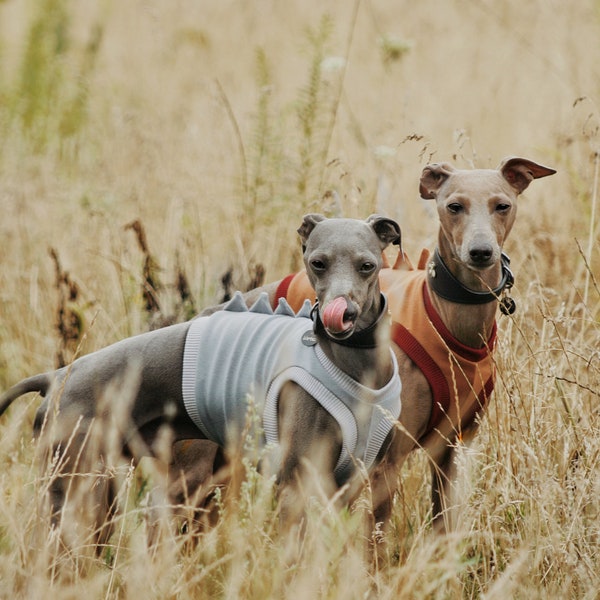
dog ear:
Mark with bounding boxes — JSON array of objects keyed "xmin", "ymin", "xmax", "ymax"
[
  {"xmin": 419, "ymin": 163, "xmax": 455, "ymax": 199},
  {"xmin": 297, "ymin": 214, "xmax": 327, "ymax": 251},
  {"xmin": 498, "ymin": 157, "xmax": 557, "ymax": 194},
  {"xmin": 366, "ymin": 215, "xmax": 402, "ymax": 250}
]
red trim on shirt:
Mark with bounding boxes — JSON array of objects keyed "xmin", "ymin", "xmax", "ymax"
[
  {"xmin": 390, "ymin": 322, "xmax": 450, "ymax": 435},
  {"xmin": 272, "ymin": 273, "xmax": 296, "ymax": 309},
  {"xmin": 422, "ymin": 284, "xmax": 497, "ymax": 362},
  {"xmin": 391, "ymin": 283, "xmax": 497, "ymax": 440}
]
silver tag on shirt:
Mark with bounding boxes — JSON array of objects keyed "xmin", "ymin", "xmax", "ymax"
[{"xmin": 301, "ymin": 330, "xmax": 317, "ymax": 346}]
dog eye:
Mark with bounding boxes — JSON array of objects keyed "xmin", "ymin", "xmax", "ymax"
[
  {"xmin": 359, "ymin": 262, "xmax": 376, "ymax": 274},
  {"xmin": 310, "ymin": 259, "xmax": 326, "ymax": 271},
  {"xmin": 495, "ymin": 203, "xmax": 511, "ymax": 213},
  {"xmin": 447, "ymin": 203, "xmax": 463, "ymax": 214}
]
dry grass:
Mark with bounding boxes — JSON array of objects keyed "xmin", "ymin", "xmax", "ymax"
[{"xmin": 0, "ymin": 0, "xmax": 599, "ymax": 598}]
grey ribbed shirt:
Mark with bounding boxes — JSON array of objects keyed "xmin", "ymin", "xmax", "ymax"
[{"xmin": 182, "ymin": 294, "xmax": 401, "ymax": 484}]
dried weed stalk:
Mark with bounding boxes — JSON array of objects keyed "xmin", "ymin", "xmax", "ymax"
[{"xmin": 48, "ymin": 247, "xmax": 85, "ymax": 368}]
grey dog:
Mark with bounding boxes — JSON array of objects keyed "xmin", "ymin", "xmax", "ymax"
[{"xmin": 0, "ymin": 214, "xmax": 402, "ymax": 546}]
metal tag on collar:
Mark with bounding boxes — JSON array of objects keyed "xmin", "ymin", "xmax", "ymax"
[
  {"xmin": 427, "ymin": 259, "xmax": 437, "ymax": 279},
  {"xmin": 499, "ymin": 253, "xmax": 516, "ymax": 314},
  {"xmin": 499, "ymin": 293, "xmax": 516, "ymax": 315}
]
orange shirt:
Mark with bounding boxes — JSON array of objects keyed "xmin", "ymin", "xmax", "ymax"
[{"xmin": 273, "ymin": 250, "xmax": 496, "ymax": 447}]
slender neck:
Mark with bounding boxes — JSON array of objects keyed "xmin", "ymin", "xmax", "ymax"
[
  {"xmin": 316, "ymin": 293, "xmax": 393, "ymax": 389},
  {"xmin": 431, "ymin": 240, "xmax": 500, "ymax": 348}
]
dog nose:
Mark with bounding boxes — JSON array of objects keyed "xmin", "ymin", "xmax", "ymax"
[
  {"xmin": 469, "ymin": 244, "xmax": 493, "ymax": 264},
  {"xmin": 343, "ymin": 302, "xmax": 358, "ymax": 323}
]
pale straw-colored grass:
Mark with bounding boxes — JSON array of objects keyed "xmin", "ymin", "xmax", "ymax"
[{"xmin": 0, "ymin": 1, "xmax": 599, "ymax": 597}]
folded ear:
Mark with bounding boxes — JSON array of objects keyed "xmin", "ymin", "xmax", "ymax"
[
  {"xmin": 297, "ymin": 213, "xmax": 327, "ymax": 251},
  {"xmin": 419, "ymin": 163, "xmax": 456, "ymax": 199},
  {"xmin": 366, "ymin": 214, "xmax": 402, "ymax": 250},
  {"xmin": 498, "ymin": 157, "xmax": 557, "ymax": 194}
]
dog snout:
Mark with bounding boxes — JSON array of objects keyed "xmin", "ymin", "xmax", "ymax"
[
  {"xmin": 469, "ymin": 243, "xmax": 494, "ymax": 265},
  {"xmin": 321, "ymin": 295, "xmax": 360, "ymax": 338},
  {"xmin": 342, "ymin": 300, "xmax": 358, "ymax": 323},
  {"xmin": 323, "ymin": 294, "xmax": 359, "ymax": 321}
]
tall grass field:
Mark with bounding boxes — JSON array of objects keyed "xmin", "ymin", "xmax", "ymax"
[{"xmin": 0, "ymin": 1, "xmax": 599, "ymax": 598}]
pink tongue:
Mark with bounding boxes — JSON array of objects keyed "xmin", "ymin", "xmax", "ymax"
[{"xmin": 322, "ymin": 297, "xmax": 352, "ymax": 333}]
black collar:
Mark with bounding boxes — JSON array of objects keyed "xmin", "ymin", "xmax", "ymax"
[
  {"xmin": 312, "ymin": 294, "xmax": 389, "ymax": 349},
  {"xmin": 427, "ymin": 249, "xmax": 514, "ymax": 305}
]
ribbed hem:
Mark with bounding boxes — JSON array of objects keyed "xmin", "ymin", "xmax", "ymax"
[{"xmin": 181, "ymin": 321, "xmax": 210, "ymax": 437}]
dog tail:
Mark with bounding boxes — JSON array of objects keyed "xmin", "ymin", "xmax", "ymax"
[{"xmin": 0, "ymin": 374, "xmax": 52, "ymax": 417}]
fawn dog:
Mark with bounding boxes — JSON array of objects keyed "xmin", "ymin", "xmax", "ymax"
[{"xmin": 202, "ymin": 157, "xmax": 556, "ymax": 531}]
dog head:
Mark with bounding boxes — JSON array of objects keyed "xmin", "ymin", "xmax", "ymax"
[
  {"xmin": 297, "ymin": 214, "xmax": 400, "ymax": 340},
  {"xmin": 419, "ymin": 157, "xmax": 556, "ymax": 272}
]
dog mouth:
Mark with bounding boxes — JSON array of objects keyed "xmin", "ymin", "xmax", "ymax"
[
  {"xmin": 467, "ymin": 259, "xmax": 495, "ymax": 271},
  {"xmin": 321, "ymin": 297, "xmax": 356, "ymax": 338}
]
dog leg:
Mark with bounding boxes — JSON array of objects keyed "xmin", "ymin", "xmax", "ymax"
[{"xmin": 276, "ymin": 382, "xmax": 342, "ymax": 532}]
